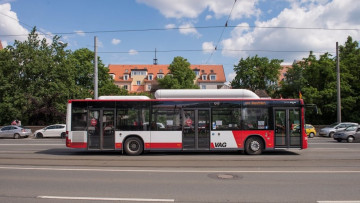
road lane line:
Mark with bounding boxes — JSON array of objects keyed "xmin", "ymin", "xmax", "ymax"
[
  {"xmin": 1, "ymin": 166, "xmax": 360, "ymax": 173},
  {"xmin": 37, "ymin": 195, "xmax": 174, "ymax": 202},
  {"xmin": 318, "ymin": 201, "xmax": 360, "ymax": 203}
]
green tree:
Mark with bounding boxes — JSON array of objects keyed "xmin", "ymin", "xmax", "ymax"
[
  {"xmin": 69, "ymin": 48, "xmax": 127, "ymax": 98},
  {"xmin": 339, "ymin": 36, "xmax": 360, "ymax": 122},
  {"xmin": 0, "ymin": 27, "xmax": 76, "ymax": 125},
  {"xmin": 157, "ymin": 56, "xmax": 198, "ymax": 89},
  {"xmin": 231, "ymin": 55, "xmax": 283, "ymax": 97},
  {"xmin": 280, "ymin": 36, "xmax": 360, "ymax": 124}
]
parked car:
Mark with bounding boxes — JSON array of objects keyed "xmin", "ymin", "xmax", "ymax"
[
  {"xmin": 333, "ymin": 125, "xmax": 360, "ymax": 143},
  {"xmin": 319, "ymin": 122, "xmax": 358, "ymax": 137},
  {"xmin": 0, "ymin": 125, "xmax": 32, "ymax": 139},
  {"xmin": 34, "ymin": 124, "xmax": 66, "ymax": 138},
  {"xmin": 293, "ymin": 124, "xmax": 316, "ymax": 138},
  {"xmin": 305, "ymin": 124, "xmax": 316, "ymax": 138}
]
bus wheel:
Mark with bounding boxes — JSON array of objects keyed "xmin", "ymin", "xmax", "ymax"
[
  {"xmin": 245, "ymin": 137, "xmax": 263, "ymax": 155},
  {"xmin": 124, "ymin": 137, "xmax": 143, "ymax": 156},
  {"xmin": 13, "ymin": 133, "xmax": 20, "ymax": 139}
]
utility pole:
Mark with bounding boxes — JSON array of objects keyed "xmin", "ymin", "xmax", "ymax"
[
  {"xmin": 94, "ymin": 36, "xmax": 98, "ymax": 99},
  {"xmin": 336, "ymin": 42, "xmax": 341, "ymax": 122}
]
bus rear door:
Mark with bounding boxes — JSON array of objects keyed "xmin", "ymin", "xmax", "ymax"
[
  {"xmin": 182, "ymin": 109, "xmax": 210, "ymax": 150},
  {"xmin": 274, "ymin": 108, "xmax": 302, "ymax": 148},
  {"xmin": 87, "ymin": 109, "xmax": 115, "ymax": 150}
]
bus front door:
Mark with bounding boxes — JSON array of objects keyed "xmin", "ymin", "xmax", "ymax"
[
  {"xmin": 182, "ymin": 109, "xmax": 210, "ymax": 150},
  {"xmin": 88, "ymin": 109, "xmax": 115, "ymax": 150},
  {"xmin": 274, "ymin": 108, "xmax": 301, "ymax": 148}
]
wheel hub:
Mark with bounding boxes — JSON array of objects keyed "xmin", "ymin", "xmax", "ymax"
[{"xmin": 250, "ymin": 141, "xmax": 260, "ymax": 151}]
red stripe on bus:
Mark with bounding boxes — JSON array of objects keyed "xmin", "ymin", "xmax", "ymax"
[
  {"xmin": 232, "ymin": 131, "xmax": 243, "ymax": 148},
  {"xmin": 67, "ymin": 142, "xmax": 87, "ymax": 148},
  {"xmin": 149, "ymin": 143, "xmax": 182, "ymax": 149},
  {"xmin": 210, "ymin": 143, "xmax": 215, "ymax": 149}
]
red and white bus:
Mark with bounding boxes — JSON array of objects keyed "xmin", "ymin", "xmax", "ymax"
[{"xmin": 66, "ymin": 89, "xmax": 307, "ymax": 155}]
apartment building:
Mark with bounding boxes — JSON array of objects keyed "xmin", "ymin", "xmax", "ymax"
[{"xmin": 108, "ymin": 64, "xmax": 226, "ymax": 92}]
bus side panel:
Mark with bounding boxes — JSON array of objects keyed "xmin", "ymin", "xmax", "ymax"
[
  {"xmin": 301, "ymin": 106, "xmax": 308, "ymax": 149},
  {"xmin": 66, "ymin": 131, "xmax": 87, "ymax": 148},
  {"xmin": 242, "ymin": 130, "xmax": 275, "ymax": 149},
  {"xmin": 210, "ymin": 131, "xmax": 241, "ymax": 149},
  {"xmin": 115, "ymin": 131, "xmax": 150, "ymax": 150},
  {"xmin": 149, "ymin": 131, "xmax": 182, "ymax": 150},
  {"xmin": 210, "ymin": 130, "xmax": 274, "ymax": 150}
]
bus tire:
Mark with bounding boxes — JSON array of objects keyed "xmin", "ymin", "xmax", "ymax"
[
  {"xmin": 124, "ymin": 137, "xmax": 143, "ymax": 156},
  {"xmin": 245, "ymin": 136, "xmax": 263, "ymax": 155}
]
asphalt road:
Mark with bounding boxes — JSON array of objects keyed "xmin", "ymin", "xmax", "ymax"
[{"xmin": 0, "ymin": 137, "xmax": 360, "ymax": 203}]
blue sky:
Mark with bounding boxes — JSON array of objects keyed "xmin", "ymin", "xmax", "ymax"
[{"xmin": 1, "ymin": 0, "xmax": 359, "ymax": 83}]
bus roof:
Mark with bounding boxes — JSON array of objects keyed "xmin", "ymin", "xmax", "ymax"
[{"xmin": 154, "ymin": 89, "xmax": 260, "ymax": 99}]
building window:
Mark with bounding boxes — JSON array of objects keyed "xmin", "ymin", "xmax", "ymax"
[
  {"xmin": 201, "ymin": 85, "xmax": 206, "ymax": 89},
  {"xmin": 123, "ymin": 85, "xmax": 128, "ymax": 90},
  {"xmin": 158, "ymin": 74, "xmax": 164, "ymax": 79},
  {"xmin": 194, "ymin": 70, "xmax": 200, "ymax": 76},
  {"xmin": 159, "ymin": 69, "xmax": 163, "ymax": 73},
  {"xmin": 109, "ymin": 74, "xmax": 115, "ymax": 79},
  {"xmin": 148, "ymin": 75, "xmax": 153, "ymax": 80},
  {"xmin": 136, "ymin": 81, "xmax": 141, "ymax": 85},
  {"xmin": 125, "ymin": 69, "xmax": 128, "ymax": 73},
  {"xmin": 210, "ymin": 75, "xmax": 216, "ymax": 80},
  {"xmin": 124, "ymin": 75, "xmax": 128, "ymax": 80},
  {"xmin": 202, "ymin": 75, "xmax": 207, "ymax": 80},
  {"xmin": 148, "ymin": 85, "xmax": 151, "ymax": 91}
]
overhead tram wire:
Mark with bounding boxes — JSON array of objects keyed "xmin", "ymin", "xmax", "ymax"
[
  {"xmin": 98, "ymin": 48, "xmax": 335, "ymax": 54},
  {"xmin": 0, "ymin": 24, "xmax": 358, "ymax": 37},
  {"xmin": 0, "ymin": 12, "xmax": 54, "ymax": 39},
  {"xmin": 206, "ymin": 0, "xmax": 238, "ymax": 64}
]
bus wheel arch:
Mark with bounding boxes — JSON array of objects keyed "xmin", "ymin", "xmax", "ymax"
[
  {"xmin": 244, "ymin": 135, "xmax": 265, "ymax": 155},
  {"xmin": 123, "ymin": 135, "xmax": 144, "ymax": 156}
]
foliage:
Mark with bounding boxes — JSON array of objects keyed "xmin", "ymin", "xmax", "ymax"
[
  {"xmin": 280, "ymin": 37, "xmax": 360, "ymax": 124},
  {"xmin": 157, "ymin": 56, "xmax": 198, "ymax": 89},
  {"xmin": 0, "ymin": 28, "xmax": 75, "ymax": 125},
  {"xmin": 231, "ymin": 55, "xmax": 283, "ymax": 97},
  {"xmin": 0, "ymin": 27, "xmax": 124, "ymax": 125},
  {"xmin": 69, "ymin": 48, "xmax": 127, "ymax": 98}
]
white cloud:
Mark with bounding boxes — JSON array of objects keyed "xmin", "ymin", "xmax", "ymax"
[
  {"xmin": 205, "ymin": 15, "xmax": 212, "ymax": 20},
  {"xmin": 179, "ymin": 22, "xmax": 201, "ymax": 37},
  {"xmin": 136, "ymin": 0, "xmax": 259, "ymax": 19},
  {"xmin": 74, "ymin": 30, "xmax": 85, "ymax": 36},
  {"xmin": 0, "ymin": 3, "xmax": 29, "ymax": 43},
  {"xmin": 202, "ymin": 41, "xmax": 215, "ymax": 53},
  {"xmin": 111, "ymin": 38, "xmax": 121, "ymax": 45},
  {"xmin": 221, "ymin": 0, "xmax": 360, "ymax": 63},
  {"xmin": 227, "ymin": 72, "xmax": 237, "ymax": 83},
  {"xmin": 165, "ymin": 24, "xmax": 176, "ymax": 29},
  {"xmin": 129, "ymin": 49, "xmax": 138, "ymax": 55}
]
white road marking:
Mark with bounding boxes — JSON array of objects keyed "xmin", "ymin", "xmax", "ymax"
[
  {"xmin": 37, "ymin": 196, "xmax": 174, "ymax": 202},
  {"xmin": 1, "ymin": 166, "xmax": 360, "ymax": 173},
  {"xmin": 317, "ymin": 201, "xmax": 360, "ymax": 203}
]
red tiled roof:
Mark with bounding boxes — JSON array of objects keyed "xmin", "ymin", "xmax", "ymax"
[{"xmin": 108, "ymin": 64, "xmax": 226, "ymax": 82}]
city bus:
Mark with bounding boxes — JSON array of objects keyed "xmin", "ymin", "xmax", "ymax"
[{"xmin": 66, "ymin": 89, "xmax": 307, "ymax": 155}]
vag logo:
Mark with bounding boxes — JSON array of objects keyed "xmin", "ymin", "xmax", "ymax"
[{"xmin": 214, "ymin": 142, "xmax": 227, "ymax": 148}]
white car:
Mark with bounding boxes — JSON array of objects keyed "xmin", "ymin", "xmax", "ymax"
[{"xmin": 34, "ymin": 124, "xmax": 66, "ymax": 138}]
